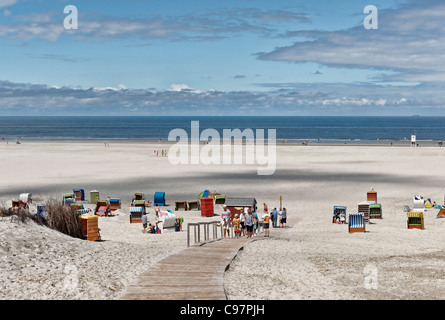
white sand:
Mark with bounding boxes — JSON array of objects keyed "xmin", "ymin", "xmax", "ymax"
[{"xmin": 0, "ymin": 142, "xmax": 444, "ymax": 300}]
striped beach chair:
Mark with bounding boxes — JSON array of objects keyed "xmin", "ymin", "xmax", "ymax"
[
  {"xmin": 129, "ymin": 206, "xmax": 144, "ymax": 223},
  {"xmin": 77, "ymin": 209, "xmax": 90, "ymax": 215},
  {"xmin": 348, "ymin": 213, "xmax": 365, "ymax": 233},
  {"xmin": 407, "ymin": 212, "xmax": 424, "ymax": 229},
  {"xmin": 132, "ymin": 199, "xmax": 146, "ymax": 214}
]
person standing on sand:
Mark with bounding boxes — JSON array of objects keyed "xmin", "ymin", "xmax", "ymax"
[
  {"xmin": 232, "ymin": 214, "xmax": 241, "ymax": 238},
  {"xmin": 155, "ymin": 204, "xmax": 160, "ymax": 215},
  {"xmin": 271, "ymin": 208, "xmax": 278, "ymax": 228},
  {"xmin": 280, "ymin": 207, "xmax": 287, "ymax": 228},
  {"xmin": 245, "ymin": 209, "xmax": 253, "ymax": 238},
  {"xmin": 262, "ymin": 210, "xmax": 271, "ymax": 237},
  {"xmin": 239, "ymin": 210, "xmax": 245, "ymax": 236},
  {"xmin": 221, "ymin": 205, "xmax": 231, "ymax": 238},
  {"xmin": 142, "ymin": 212, "xmax": 148, "ymax": 233},
  {"xmin": 252, "ymin": 210, "xmax": 258, "ymax": 236}
]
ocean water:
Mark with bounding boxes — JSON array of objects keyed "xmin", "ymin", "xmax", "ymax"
[{"xmin": 0, "ymin": 116, "xmax": 444, "ymax": 141}]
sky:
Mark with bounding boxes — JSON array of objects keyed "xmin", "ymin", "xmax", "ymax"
[{"xmin": 1, "ymin": 0, "xmax": 445, "ymax": 116}]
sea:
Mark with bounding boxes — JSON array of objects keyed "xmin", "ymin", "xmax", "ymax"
[{"xmin": 0, "ymin": 116, "xmax": 444, "ymax": 143}]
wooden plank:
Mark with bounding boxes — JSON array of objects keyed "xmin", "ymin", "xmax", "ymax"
[{"xmin": 119, "ymin": 230, "xmax": 287, "ymax": 300}]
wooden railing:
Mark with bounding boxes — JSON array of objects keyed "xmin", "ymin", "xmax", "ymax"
[{"xmin": 187, "ymin": 221, "xmax": 264, "ymax": 247}]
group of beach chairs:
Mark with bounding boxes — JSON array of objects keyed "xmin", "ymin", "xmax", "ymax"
[
  {"xmin": 334, "ymin": 190, "xmax": 443, "ymax": 233},
  {"xmin": 333, "ymin": 189, "xmax": 383, "ymax": 233}
]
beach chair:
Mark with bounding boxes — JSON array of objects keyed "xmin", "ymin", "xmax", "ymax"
[
  {"xmin": 437, "ymin": 208, "xmax": 445, "ymax": 218},
  {"xmin": 407, "ymin": 212, "xmax": 424, "ymax": 229},
  {"xmin": 175, "ymin": 201, "xmax": 188, "ymax": 211},
  {"xmin": 412, "ymin": 196, "xmax": 425, "ymax": 213},
  {"xmin": 154, "ymin": 192, "xmax": 165, "ymax": 206},
  {"xmin": 19, "ymin": 193, "xmax": 32, "ymax": 204},
  {"xmin": 214, "ymin": 195, "xmax": 226, "ymax": 205},
  {"xmin": 94, "ymin": 200, "xmax": 110, "ymax": 216},
  {"xmin": 358, "ymin": 202, "xmax": 370, "ymax": 223},
  {"xmin": 70, "ymin": 203, "xmax": 84, "ymax": 210},
  {"xmin": 369, "ymin": 204, "xmax": 382, "ymax": 219},
  {"xmin": 132, "ymin": 199, "xmax": 146, "ymax": 214},
  {"xmin": 109, "ymin": 198, "xmax": 120, "ymax": 211},
  {"xmin": 333, "ymin": 206, "xmax": 347, "ymax": 224},
  {"xmin": 200, "ymin": 197, "xmax": 214, "ymax": 217},
  {"xmin": 79, "ymin": 214, "xmax": 101, "ymax": 241},
  {"xmin": 348, "ymin": 213, "xmax": 365, "ymax": 233},
  {"xmin": 188, "ymin": 201, "xmax": 200, "ymax": 211},
  {"xmin": 36, "ymin": 204, "xmax": 48, "ymax": 220},
  {"xmin": 73, "ymin": 189, "xmax": 85, "ymax": 201},
  {"xmin": 133, "ymin": 192, "xmax": 143, "ymax": 201},
  {"xmin": 129, "ymin": 206, "xmax": 144, "ymax": 223},
  {"xmin": 77, "ymin": 209, "xmax": 90, "ymax": 215}
]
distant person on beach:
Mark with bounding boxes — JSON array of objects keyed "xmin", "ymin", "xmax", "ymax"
[
  {"xmin": 245, "ymin": 209, "xmax": 253, "ymax": 238},
  {"xmin": 271, "ymin": 208, "xmax": 278, "ymax": 228},
  {"xmin": 280, "ymin": 207, "xmax": 287, "ymax": 228},
  {"xmin": 142, "ymin": 212, "xmax": 148, "ymax": 233},
  {"xmin": 252, "ymin": 210, "xmax": 258, "ymax": 236},
  {"xmin": 155, "ymin": 204, "xmax": 160, "ymax": 215},
  {"xmin": 263, "ymin": 202, "xmax": 268, "ymax": 212},
  {"xmin": 232, "ymin": 214, "xmax": 241, "ymax": 238},
  {"xmin": 239, "ymin": 210, "xmax": 245, "ymax": 236},
  {"xmin": 340, "ymin": 211, "xmax": 346, "ymax": 224},
  {"xmin": 221, "ymin": 205, "xmax": 231, "ymax": 238},
  {"xmin": 262, "ymin": 210, "xmax": 271, "ymax": 237}
]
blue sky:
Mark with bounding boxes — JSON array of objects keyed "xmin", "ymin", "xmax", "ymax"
[{"xmin": 1, "ymin": 0, "xmax": 445, "ymax": 115}]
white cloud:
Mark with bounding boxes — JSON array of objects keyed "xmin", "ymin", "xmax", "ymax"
[
  {"xmin": 0, "ymin": 0, "xmax": 16, "ymax": 9},
  {"xmin": 257, "ymin": 0, "xmax": 445, "ymax": 84}
]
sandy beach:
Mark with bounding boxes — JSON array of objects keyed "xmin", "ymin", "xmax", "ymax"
[{"xmin": 0, "ymin": 141, "xmax": 444, "ymax": 300}]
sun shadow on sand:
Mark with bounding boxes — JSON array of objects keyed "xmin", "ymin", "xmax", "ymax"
[{"xmin": 2, "ymin": 167, "xmax": 440, "ymax": 203}]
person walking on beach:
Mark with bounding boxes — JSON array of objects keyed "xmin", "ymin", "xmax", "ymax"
[
  {"xmin": 142, "ymin": 212, "xmax": 148, "ymax": 233},
  {"xmin": 271, "ymin": 208, "xmax": 278, "ymax": 228},
  {"xmin": 252, "ymin": 210, "xmax": 258, "ymax": 236},
  {"xmin": 280, "ymin": 207, "xmax": 287, "ymax": 228},
  {"xmin": 155, "ymin": 204, "xmax": 160, "ymax": 215},
  {"xmin": 221, "ymin": 205, "xmax": 231, "ymax": 238},
  {"xmin": 239, "ymin": 210, "xmax": 245, "ymax": 236},
  {"xmin": 232, "ymin": 214, "xmax": 241, "ymax": 238},
  {"xmin": 245, "ymin": 209, "xmax": 253, "ymax": 238},
  {"xmin": 262, "ymin": 210, "xmax": 271, "ymax": 237}
]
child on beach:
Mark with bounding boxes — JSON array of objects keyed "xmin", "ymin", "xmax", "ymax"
[
  {"xmin": 252, "ymin": 210, "xmax": 258, "ymax": 236},
  {"xmin": 232, "ymin": 214, "xmax": 241, "ymax": 238}
]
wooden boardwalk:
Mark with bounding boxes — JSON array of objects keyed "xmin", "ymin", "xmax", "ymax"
[{"xmin": 118, "ymin": 237, "xmax": 253, "ymax": 300}]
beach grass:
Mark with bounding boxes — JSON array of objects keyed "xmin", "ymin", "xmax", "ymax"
[{"xmin": 1, "ymin": 199, "xmax": 84, "ymax": 239}]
